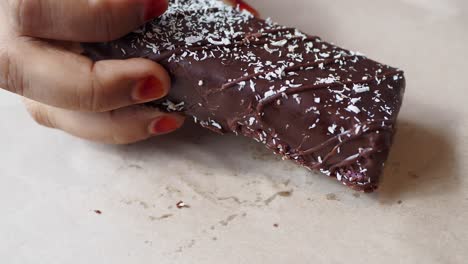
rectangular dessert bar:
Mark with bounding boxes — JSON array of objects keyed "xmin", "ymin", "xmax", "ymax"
[{"xmin": 83, "ymin": 0, "xmax": 405, "ymax": 192}]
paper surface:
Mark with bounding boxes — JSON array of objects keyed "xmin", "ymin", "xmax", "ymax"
[{"xmin": 1, "ymin": 0, "xmax": 467, "ymax": 263}]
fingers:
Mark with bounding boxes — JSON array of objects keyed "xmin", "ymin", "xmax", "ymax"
[
  {"xmin": 3, "ymin": 38, "xmax": 170, "ymax": 112},
  {"xmin": 8, "ymin": 0, "xmax": 168, "ymax": 42},
  {"xmin": 24, "ymin": 99, "xmax": 185, "ymax": 144}
]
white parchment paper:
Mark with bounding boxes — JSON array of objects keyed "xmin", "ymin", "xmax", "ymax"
[{"xmin": 1, "ymin": 0, "xmax": 467, "ymax": 263}]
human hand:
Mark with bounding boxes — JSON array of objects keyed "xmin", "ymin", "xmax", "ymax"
[{"xmin": 0, "ymin": 0, "xmax": 185, "ymax": 144}]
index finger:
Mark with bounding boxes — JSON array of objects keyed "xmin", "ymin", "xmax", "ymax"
[{"xmin": 8, "ymin": 0, "xmax": 168, "ymax": 42}]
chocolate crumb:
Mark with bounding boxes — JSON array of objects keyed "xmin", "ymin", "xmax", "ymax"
[
  {"xmin": 397, "ymin": 200, "xmax": 403, "ymax": 204},
  {"xmin": 273, "ymin": 223, "xmax": 279, "ymax": 228},
  {"xmin": 176, "ymin": 201, "xmax": 190, "ymax": 209},
  {"xmin": 94, "ymin": 210, "xmax": 102, "ymax": 215}
]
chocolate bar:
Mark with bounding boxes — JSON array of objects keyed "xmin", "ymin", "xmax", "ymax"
[{"xmin": 82, "ymin": 0, "xmax": 405, "ymax": 192}]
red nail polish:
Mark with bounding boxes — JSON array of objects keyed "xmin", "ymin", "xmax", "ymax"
[
  {"xmin": 229, "ymin": 0, "xmax": 260, "ymax": 17},
  {"xmin": 134, "ymin": 76, "xmax": 165, "ymax": 101},
  {"xmin": 151, "ymin": 116, "xmax": 182, "ymax": 135},
  {"xmin": 144, "ymin": 0, "xmax": 169, "ymax": 21}
]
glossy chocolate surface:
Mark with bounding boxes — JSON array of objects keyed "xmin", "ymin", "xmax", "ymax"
[{"xmin": 83, "ymin": 0, "xmax": 405, "ymax": 191}]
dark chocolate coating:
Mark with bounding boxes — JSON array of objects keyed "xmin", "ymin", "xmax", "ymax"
[{"xmin": 82, "ymin": 0, "xmax": 405, "ymax": 192}]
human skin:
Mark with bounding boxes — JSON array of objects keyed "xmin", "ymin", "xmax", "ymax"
[{"xmin": 0, "ymin": 0, "xmax": 185, "ymax": 144}]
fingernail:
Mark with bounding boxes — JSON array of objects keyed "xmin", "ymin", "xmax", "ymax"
[
  {"xmin": 144, "ymin": 0, "xmax": 168, "ymax": 21},
  {"xmin": 150, "ymin": 116, "xmax": 182, "ymax": 135},
  {"xmin": 234, "ymin": 0, "xmax": 259, "ymax": 17},
  {"xmin": 133, "ymin": 76, "xmax": 166, "ymax": 102}
]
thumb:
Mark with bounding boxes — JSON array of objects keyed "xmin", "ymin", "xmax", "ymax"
[{"xmin": 9, "ymin": 0, "xmax": 168, "ymax": 42}]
